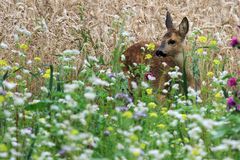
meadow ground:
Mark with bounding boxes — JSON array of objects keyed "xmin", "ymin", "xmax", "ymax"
[{"xmin": 0, "ymin": 0, "xmax": 240, "ymax": 160}]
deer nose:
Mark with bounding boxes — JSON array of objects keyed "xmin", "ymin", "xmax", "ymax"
[{"xmin": 155, "ymin": 50, "xmax": 167, "ymax": 57}]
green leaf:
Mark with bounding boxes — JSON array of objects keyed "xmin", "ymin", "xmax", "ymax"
[{"xmin": 25, "ymin": 100, "xmax": 53, "ymax": 111}]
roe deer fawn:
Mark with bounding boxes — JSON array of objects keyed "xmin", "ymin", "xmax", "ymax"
[{"xmin": 121, "ymin": 12, "xmax": 196, "ymax": 95}]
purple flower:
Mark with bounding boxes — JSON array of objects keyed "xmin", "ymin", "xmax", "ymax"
[
  {"xmin": 133, "ymin": 111, "xmax": 147, "ymax": 120},
  {"xmin": 227, "ymin": 97, "xmax": 236, "ymax": 107},
  {"xmin": 58, "ymin": 149, "xmax": 67, "ymax": 157},
  {"xmin": 116, "ymin": 106, "xmax": 129, "ymax": 112},
  {"xmin": 227, "ymin": 77, "xmax": 237, "ymax": 87},
  {"xmin": 230, "ymin": 36, "xmax": 239, "ymax": 47},
  {"xmin": 0, "ymin": 89, "xmax": 6, "ymax": 95},
  {"xmin": 115, "ymin": 93, "xmax": 133, "ymax": 103},
  {"xmin": 104, "ymin": 130, "xmax": 110, "ymax": 136},
  {"xmin": 236, "ymin": 104, "xmax": 240, "ymax": 111}
]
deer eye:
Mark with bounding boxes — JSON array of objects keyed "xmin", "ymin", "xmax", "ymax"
[{"xmin": 168, "ymin": 39, "xmax": 176, "ymax": 45}]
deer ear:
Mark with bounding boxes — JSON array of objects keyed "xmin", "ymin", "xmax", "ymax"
[
  {"xmin": 179, "ymin": 17, "xmax": 189, "ymax": 38},
  {"xmin": 165, "ymin": 11, "xmax": 173, "ymax": 30}
]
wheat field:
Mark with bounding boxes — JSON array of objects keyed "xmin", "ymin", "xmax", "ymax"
[{"xmin": 1, "ymin": 0, "xmax": 239, "ymax": 65}]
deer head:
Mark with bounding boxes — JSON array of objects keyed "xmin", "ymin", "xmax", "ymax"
[{"xmin": 155, "ymin": 12, "xmax": 189, "ymax": 58}]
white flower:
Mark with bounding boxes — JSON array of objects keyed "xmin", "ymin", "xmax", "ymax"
[
  {"xmin": 168, "ymin": 71, "xmax": 182, "ymax": 79},
  {"xmin": 121, "ymin": 54, "xmax": 126, "ymax": 61},
  {"xmin": 141, "ymin": 81, "xmax": 149, "ymax": 88},
  {"xmin": 16, "ymin": 27, "xmax": 31, "ymax": 36},
  {"xmin": 3, "ymin": 81, "xmax": 17, "ymax": 90},
  {"xmin": 121, "ymin": 31, "xmax": 129, "ymax": 37},
  {"xmin": 131, "ymin": 81, "xmax": 138, "ymax": 89},
  {"xmin": 203, "ymin": 51, "xmax": 207, "ymax": 55},
  {"xmin": 63, "ymin": 49, "xmax": 80, "ymax": 55},
  {"xmin": 64, "ymin": 83, "xmax": 79, "ymax": 93},
  {"xmin": 88, "ymin": 56, "xmax": 99, "ymax": 62},
  {"xmin": 50, "ymin": 105, "xmax": 60, "ymax": 111},
  {"xmin": 147, "ymin": 74, "xmax": 156, "ymax": 81},
  {"xmin": 0, "ymin": 42, "xmax": 8, "ymax": 49},
  {"xmin": 84, "ymin": 92, "xmax": 96, "ymax": 100},
  {"xmin": 162, "ymin": 62, "xmax": 167, "ymax": 67},
  {"xmin": 41, "ymin": 86, "xmax": 48, "ymax": 93},
  {"xmin": 86, "ymin": 104, "xmax": 99, "ymax": 113},
  {"xmin": 89, "ymin": 76, "xmax": 109, "ymax": 86},
  {"xmin": 211, "ymin": 144, "xmax": 228, "ymax": 152},
  {"xmin": 172, "ymin": 84, "xmax": 179, "ymax": 90},
  {"xmin": 4, "ymin": 110, "xmax": 11, "ymax": 117},
  {"xmin": 106, "ymin": 96, "xmax": 114, "ymax": 101},
  {"xmin": 16, "ymin": 75, "xmax": 22, "ymax": 80},
  {"xmin": 13, "ymin": 95, "xmax": 24, "ymax": 106},
  {"xmin": 65, "ymin": 95, "xmax": 77, "ymax": 107},
  {"xmin": 117, "ymin": 143, "xmax": 124, "ymax": 150},
  {"xmin": 162, "ymin": 89, "xmax": 168, "ymax": 94}
]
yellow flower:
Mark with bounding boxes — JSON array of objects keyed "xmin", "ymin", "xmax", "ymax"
[
  {"xmin": 148, "ymin": 102, "xmax": 157, "ymax": 108},
  {"xmin": 140, "ymin": 143, "xmax": 146, "ymax": 149},
  {"xmin": 215, "ymin": 92, "xmax": 222, "ymax": 98},
  {"xmin": 19, "ymin": 43, "xmax": 29, "ymax": 51},
  {"xmin": 70, "ymin": 129, "xmax": 79, "ymax": 135},
  {"xmin": 107, "ymin": 126, "xmax": 114, "ymax": 132},
  {"xmin": 12, "ymin": 66, "xmax": 19, "ymax": 71},
  {"xmin": 157, "ymin": 123, "xmax": 166, "ymax": 129},
  {"xmin": 146, "ymin": 88, "xmax": 153, "ymax": 95},
  {"xmin": 213, "ymin": 59, "xmax": 220, "ymax": 65},
  {"xmin": 0, "ymin": 144, "xmax": 8, "ymax": 152},
  {"xmin": 145, "ymin": 54, "xmax": 152, "ymax": 59},
  {"xmin": 210, "ymin": 40, "xmax": 217, "ymax": 47},
  {"xmin": 39, "ymin": 118, "xmax": 46, "ymax": 124},
  {"xmin": 149, "ymin": 112, "xmax": 158, "ymax": 118},
  {"xmin": 42, "ymin": 69, "xmax": 51, "ymax": 79},
  {"xmin": 132, "ymin": 149, "xmax": 141, "ymax": 157},
  {"xmin": 191, "ymin": 147, "xmax": 200, "ymax": 156},
  {"xmin": 129, "ymin": 134, "xmax": 138, "ymax": 142},
  {"xmin": 0, "ymin": 60, "xmax": 8, "ymax": 66},
  {"xmin": 0, "ymin": 96, "xmax": 5, "ymax": 103},
  {"xmin": 122, "ymin": 111, "xmax": 133, "ymax": 118},
  {"xmin": 198, "ymin": 36, "xmax": 207, "ymax": 43},
  {"xmin": 207, "ymin": 71, "xmax": 214, "ymax": 77},
  {"xmin": 177, "ymin": 138, "xmax": 182, "ymax": 143},
  {"xmin": 146, "ymin": 42, "xmax": 156, "ymax": 51},
  {"xmin": 6, "ymin": 92, "xmax": 13, "ymax": 98},
  {"xmin": 184, "ymin": 137, "xmax": 189, "ymax": 143},
  {"xmin": 181, "ymin": 114, "xmax": 187, "ymax": 120},
  {"xmin": 196, "ymin": 48, "xmax": 203, "ymax": 54},
  {"xmin": 34, "ymin": 57, "xmax": 41, "ymax": 62},
  {"xmin": 161, "ymin": 107, "xmax": 168, "ymax": 114}
]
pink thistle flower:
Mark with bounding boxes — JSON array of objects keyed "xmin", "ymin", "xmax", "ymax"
[
  {"xmin": 227, "ymin": 77, "xmax": 237, "ymax": 87},
  {"xmin": 227, "ymin": 97, "xmax": 236, "ymax": 107},
  {"xmin": 230, "ymin": 36, "xmax": 239, "ymax": 47}
]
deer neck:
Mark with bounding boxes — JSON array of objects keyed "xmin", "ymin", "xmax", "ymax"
[{"xmin": 174, "ymin": 51, "xmax": 184, "ymax": 69}]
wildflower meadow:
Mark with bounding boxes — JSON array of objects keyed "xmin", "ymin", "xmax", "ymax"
[{"xmin": 0, "ymin": 1, "xmax": 240, "ymax": 160}]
